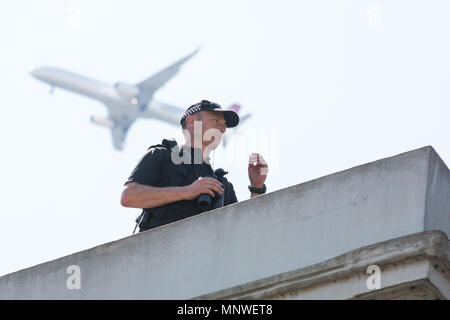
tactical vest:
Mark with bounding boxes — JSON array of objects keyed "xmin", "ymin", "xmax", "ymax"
[{"xmin": 134, "ymin": 138, "xmax": 232, "ymax": 233}]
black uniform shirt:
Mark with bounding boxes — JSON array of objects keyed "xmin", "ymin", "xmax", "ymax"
[{"xmin": 125, "ymin": 143, "xmax": 238, "ymax": 230}]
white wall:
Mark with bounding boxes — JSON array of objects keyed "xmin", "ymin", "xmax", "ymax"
[{"xmin": 0, "ymin": 146, "xmax": 448, "ymax": 299}]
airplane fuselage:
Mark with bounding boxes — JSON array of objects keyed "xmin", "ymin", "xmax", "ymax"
[
  {"xmin": 29, "ymin": 50, "xmax": 246, "ymax": 151},
  {"xmin": 30, "ymin": 66, "xmax": 183, "ymax": 127}
]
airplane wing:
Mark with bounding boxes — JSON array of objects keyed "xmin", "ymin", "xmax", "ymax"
[
  {"xmin": 107, "ymin": 109, "xmax": 135, "ymax": 151},
  {"xmin": 111, "ymin": 125, "xmax": 128, "ymax": 151},
  {"xmin": 137, "ymin": 48, "xmax": 200, "ymax": 105}
]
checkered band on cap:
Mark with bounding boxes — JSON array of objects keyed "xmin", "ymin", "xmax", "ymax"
[
  {"xmin": 180, "ymin": 105, "xmax": 202, "ymax": 124},
  {"xmin": 179, "ymin": 100, "xmax": 236, "ymax": 127}
]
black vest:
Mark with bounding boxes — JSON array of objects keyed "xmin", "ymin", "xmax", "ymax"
[{"xmin": 135, "ymin": 139, "xmax": 232, "ymax": 232}]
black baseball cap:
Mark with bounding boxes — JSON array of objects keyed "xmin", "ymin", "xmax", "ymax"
[{"xmin": 180, "ymin": 100, "xmax": 240, "ymax": 128}]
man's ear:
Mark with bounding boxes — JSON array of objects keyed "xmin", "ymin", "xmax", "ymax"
[
  {"xmin": 186, "ymin": 113, "xmax": 201, "ymax": 130},
  {"xmin": 186, "ymin": 115, "xmax": 194, "ymax": 130}
]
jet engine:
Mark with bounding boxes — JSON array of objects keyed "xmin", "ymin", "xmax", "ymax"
[
  {"xmin": 114, "ymin": 82, "xmax": 140, "ymax": 102},
  {"xmin": 91, "ymin": 115, "xmax": 114, "ymax": 128}
]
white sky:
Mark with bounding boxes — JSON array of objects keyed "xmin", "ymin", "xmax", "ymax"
[{"xmin": 0, "ymin": 0, "xmax": 449, "ymax": 277}]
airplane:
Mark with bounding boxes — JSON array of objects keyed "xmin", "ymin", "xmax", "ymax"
[{"xmin": 29, "ymin": 48, "xmax": 251, "ymax": 150}]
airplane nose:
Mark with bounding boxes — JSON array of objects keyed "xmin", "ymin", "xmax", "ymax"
[
  {"xmin": 29, "ymin": 66, "xmax": 38, "ymax": 77},
  {"xmin": 29, "ymin": 66, "xmax": 42, "ymax": 78}
]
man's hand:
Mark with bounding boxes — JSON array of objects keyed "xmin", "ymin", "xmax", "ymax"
[
  {"xmin": 184, "ymin": 177, "xmax": 224, "ymax": 200},
  {"xmin": 248, "ymin": 153, "xmax": 268, "ymax": 188}
]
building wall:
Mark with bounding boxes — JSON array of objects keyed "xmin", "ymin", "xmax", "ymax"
[{"xmin": 0, "ymin": 146, "xmax": 449, "ymax": 299}]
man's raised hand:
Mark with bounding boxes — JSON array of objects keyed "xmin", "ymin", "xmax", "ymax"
[{"xmin": 248, "ymin": 153, "xmax": 268, "ymax": 188}]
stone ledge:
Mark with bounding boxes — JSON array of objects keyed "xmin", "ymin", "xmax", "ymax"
[
  {"xmin": 195, "ymin": 230, "xmax": 450, "ymax": 300},
  {"xmin": 0, "ymin": 146, "xmax": 448, "ymax": 299}
]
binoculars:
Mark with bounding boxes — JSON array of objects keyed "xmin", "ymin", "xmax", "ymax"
[{"xmin": 197, "ymin": 173, "xmax": 225, "ymax": 211}]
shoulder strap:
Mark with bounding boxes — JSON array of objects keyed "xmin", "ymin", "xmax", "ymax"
[
  {"xmin": 146, "ymin": 138, "xmax": 178, "ymax": 151},
  {"xmin": 161, "ymin": 138, "xmax": 178, "ymax": 149},
  {"xmin": 214, "ymin": 168, "xmax": 234, "ymax": 206}
]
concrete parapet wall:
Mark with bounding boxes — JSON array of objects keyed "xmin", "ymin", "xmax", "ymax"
[
  {"xmin": 0, "ymin": 146, "xmax": 449, "ymax": 299},
  {"xmin": 197, "ymin": 230, "xmax": 450, "ymax": 300}
]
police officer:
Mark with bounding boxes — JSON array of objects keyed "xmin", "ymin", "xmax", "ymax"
[{"xmin": 121, "ymin": 100, "xmax": 269, "ymax": 233}]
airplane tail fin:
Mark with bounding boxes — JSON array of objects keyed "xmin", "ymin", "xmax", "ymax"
[
  {"xmin": 226, "ymin": 103, "xmax": 251, "ymax": 125},
  {"xmin": 227, "ymin": 103, "xmax": 241, "ymax": 114},
  {"xmin": 222, "ymin": 103, "xmax": 251, "ymax": 148}
]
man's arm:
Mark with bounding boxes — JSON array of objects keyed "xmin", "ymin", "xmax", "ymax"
[
  {"xmin": 248, "ymin": 153, "xmax": 268, "ymax": 198},
  {"xmin": 121, "ymin": 178, "xmax": 224, "ymax": 209},
  {"xmin": 121, "ymin": 182, "xmax": 189, "ymax": 208}
]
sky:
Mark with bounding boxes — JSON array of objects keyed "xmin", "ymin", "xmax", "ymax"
[{"xmin": 0, "ymin": 0, "xmax": 449, "ymax": 277}]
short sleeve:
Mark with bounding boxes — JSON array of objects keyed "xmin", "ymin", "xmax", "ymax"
[
  {"xmin": 224, "ymin": 181, "xmax": 238, "ymax": 205},
  {"xmin": 124, "ymin": 147, "xmax": 167, "ymax": 186}
]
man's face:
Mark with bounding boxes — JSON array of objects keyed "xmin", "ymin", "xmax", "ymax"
[
  {"xmin": 199, "ymin": 111, "xmax": 227, "ymax": 134},
  {"xmin": 199, "ymin": 111, "xmax": 226, "ymax": 149},
  {"xmin": 187, "ymin": 111, "xmax": 226, "ymax": 149}
]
